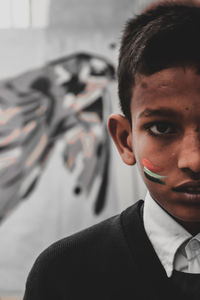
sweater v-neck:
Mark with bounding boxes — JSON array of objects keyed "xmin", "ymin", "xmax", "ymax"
[{"xmin": 120, "ymin": 200, "xmax": 187, "ymax": 300}]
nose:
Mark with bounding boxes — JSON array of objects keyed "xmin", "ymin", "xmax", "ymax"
[{"xmin": 177, "ymin": 132, "xmax": 200, "ymax": 174}]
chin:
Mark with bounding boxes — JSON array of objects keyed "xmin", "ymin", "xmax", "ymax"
[{"xmin": 171, "ymin": 207, "xmax": 200, "ymax": 224}]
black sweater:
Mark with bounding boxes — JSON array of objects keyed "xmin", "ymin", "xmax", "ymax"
[{"xmin": 23, "ymin": 200, "xmax": 195, "ymax": 300}]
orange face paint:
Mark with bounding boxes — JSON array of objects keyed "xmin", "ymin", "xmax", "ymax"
[{"xmin": 142, "ymin": 158, "xmax": 163, "ymax": 173}]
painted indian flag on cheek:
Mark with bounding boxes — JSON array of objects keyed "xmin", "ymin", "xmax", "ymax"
[{"xmin": 142, "ymin": 158, "xmax": 166, "ymax": 185}]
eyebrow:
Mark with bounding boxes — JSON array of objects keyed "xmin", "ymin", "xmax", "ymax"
[{"xmin": 139, "ymin": 108, "xmax": 182, "ymax": 119}]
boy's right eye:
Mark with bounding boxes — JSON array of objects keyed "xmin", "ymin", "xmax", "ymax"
[{"xmin": 146, "ymin": 122, "xmax": 176, "ymax": 136}]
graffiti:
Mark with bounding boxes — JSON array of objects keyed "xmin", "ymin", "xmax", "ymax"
[{"xmin": 0, "ymin": 53, "xmax": 115, "ymax": 221}]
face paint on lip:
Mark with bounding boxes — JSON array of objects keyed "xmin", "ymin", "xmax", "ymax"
[{"xmin": 142, "ymin": 158, "xmax": 166, "ymax": 185}]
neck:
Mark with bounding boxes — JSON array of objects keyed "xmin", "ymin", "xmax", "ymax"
[{"xmin": 176, "ymin": 219, "xmax": 200, "ymax": 236}]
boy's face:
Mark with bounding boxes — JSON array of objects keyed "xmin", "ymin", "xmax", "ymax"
[{"xmin": 108, "ymin": 66, "xmax": 200, "ymax": 227}]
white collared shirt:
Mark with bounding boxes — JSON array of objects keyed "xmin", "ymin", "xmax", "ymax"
[{"xmin": 143, "ymin": 192, "xmax": 200, "ymax": 277}]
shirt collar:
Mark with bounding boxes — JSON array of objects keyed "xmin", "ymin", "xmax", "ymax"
[{"xmin": 143, "ymin": 192, "xmax": 192, "ymax": 277}]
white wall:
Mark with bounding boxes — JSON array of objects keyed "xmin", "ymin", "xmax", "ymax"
[
  {"xmin": 0, "ymin": 0, "xmax": 147, "ymax": 207},
  {"xmin": 46, "ymin": 0, "xmax": 148, "ymax": 209},
  {"xmin": 0, "ymin": 29, "xmax": 46, "ymax": 80},
  {"xmin": 0, "ymin": 1, "xmax": 149, "ymax": 297}
]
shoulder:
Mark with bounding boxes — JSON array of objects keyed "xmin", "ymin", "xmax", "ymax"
[
  {"xmin": 32, "ymin": 210, "xmax": 126, "ymax": 270},
  {"xmin": 24, "ymin": 200, "xmax": 144, "ymax": 299},
  {"xmin": 35, "ymin": 199, "xmax": 143, "ymax": 265}
]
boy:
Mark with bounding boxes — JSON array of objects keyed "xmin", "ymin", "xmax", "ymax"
[{"xmin": 24, "ymin": 1, "xmax": 200, "ymax": 299}]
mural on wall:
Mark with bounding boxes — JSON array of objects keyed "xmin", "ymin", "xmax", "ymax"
[{"xmin": 0, "ymin": 52, "xmax": 115, "ymax": 222}]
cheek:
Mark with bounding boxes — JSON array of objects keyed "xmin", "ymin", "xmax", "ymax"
[
  {"xmin": 142, "ymin": 158, "xmax": 164, "ymax": 173},
  {"xmin": 134, "ymin": 141, "xmax": 170, "ymax": 185},
  {"xmin": 143, "ymin": 172, "xmax": 166, "ymax": 186},
  {"xmin": 132, "ymin": 131, "xmax": 178, "ymax": 186},
  {"xmin": 142, "ymin": 158, "xmax": 167, "ymax": 185},
  {"xmin": 132, "ymin": 131, "xmax": 157, "ymax": 158}
]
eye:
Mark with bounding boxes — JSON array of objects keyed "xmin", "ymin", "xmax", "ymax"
[{"xmin": 147, "ymin": 122, "xmax": 175, "ymax": 136}]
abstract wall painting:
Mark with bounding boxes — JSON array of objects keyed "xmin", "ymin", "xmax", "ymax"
[{"xmin": 0, "ymin": 52, "xmax": 115, "ymax": 221}]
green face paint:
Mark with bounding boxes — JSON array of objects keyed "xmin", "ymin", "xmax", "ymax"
[
  {"xmin": 144, "ymin": 170, "xmax": 165, "ymax": 185},
  {"xmin": 143, "ymin": 161, "xmax": 166, "ymax": 185}
]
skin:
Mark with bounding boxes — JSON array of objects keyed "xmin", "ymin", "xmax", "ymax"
[
  {"xmin": 142, "ymin": 158, "xmax": 166, "ymax": 185},
  {"xmin": 142, "ymin": 158, "xmax": 164, "ymax": 173},
  {"xmin": 108, "ymin": 66, "xmax": 200, "ymax": 235}
]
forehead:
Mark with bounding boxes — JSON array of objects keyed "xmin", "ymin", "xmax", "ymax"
[{"xmin": 131, "ymin": 67, "xmax": 200, "ymax": 116}]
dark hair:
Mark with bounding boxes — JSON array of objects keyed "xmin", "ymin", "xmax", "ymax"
[{"xmin": 118, "ymin": 1, "xmax": 200, "ymax": 122}]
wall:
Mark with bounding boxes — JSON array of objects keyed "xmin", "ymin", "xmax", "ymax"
[
  {"xmin": 0, "ymin": 1, "xmax": 149, "ymax": 297},
  {"xmin": 45, "ymin": 0, "xmax": 148, "ymax": 210},
  {"xmin": 0, "ymin": 29, "xmax": 46, "ymax": 80}
]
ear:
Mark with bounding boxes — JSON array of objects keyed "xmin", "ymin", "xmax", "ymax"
[{"xmin": 108, "ymin": 114, "xmax": 136, "ymax": 165}]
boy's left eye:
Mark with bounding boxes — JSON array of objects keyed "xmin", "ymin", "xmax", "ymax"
[{"xmin": 147, "ymin": 122, "xmax": 175, "ymax": 136}]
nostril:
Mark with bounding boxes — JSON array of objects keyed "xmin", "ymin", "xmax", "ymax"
[
  {"xmin": 190, "ymin": 172, "xmax": 200, "ymax": 181},
  {"xmin": 181, "ymin": 168, "xmax": 200, "ymax": 180}
]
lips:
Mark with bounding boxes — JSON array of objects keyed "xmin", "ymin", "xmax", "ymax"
[{"xmin": 173, "ymin": 181, "xmax": 200, "ymax": 194}]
